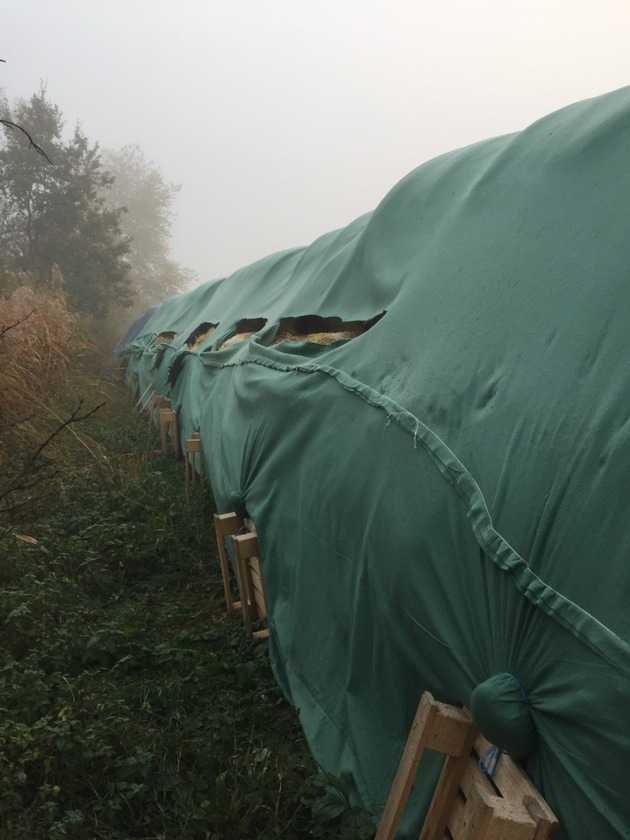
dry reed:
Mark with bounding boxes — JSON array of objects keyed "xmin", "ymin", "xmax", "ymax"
[{"xmin": 0, "ymin": 284, "xmax": 82, "ymax": 427}]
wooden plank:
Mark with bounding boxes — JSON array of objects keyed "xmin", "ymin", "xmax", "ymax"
[
  {"xmin": 159, "ymin": 408, "xmax": 173, "ymax": 453},
  {"xmin": 464, "ymin": 784, "xmax": 536, "ymax": 840},
  {"xmin": 448, "ymin": 770, "xmax": 538, "ymax": 840},
  {"xmin": 460, "ymin": 756, "xmax": 500, "ymax": 801},
  {"xmin": 232, "ymin": 532, "xmax": 259, "ymax": 560},
  {"xmin": 445, "ymin": 790, "xmax": 468, "ymax": 839},
  {"xmin": 213, "ymin": 512, "xmax": 243, "ymax": 613},
  {"xmin": 249, "ymin": 558, "xmax": 268, "ymax": 619},
  {"xmin": 375, "ymin": 693, "xmax": 437, "ymax": 840},
  {"xmin": 458, "ymin": 783, "xmax": 496, "ymax": 840},
  {"xmin": 232, "ymin": 535, "xmax": 270, "ymax": 635},
  {"xmin": 419, "ymin": 720, "xmax": 478, "ymax": 840},
  {"xmin": 234, "ymin": 544, "xmax": 253, "ymax": 636},
  {"xmin": 253, "ymin": 628, "xmax": 270, "ymax": 641},
  {"xmin": 171, "ymin": 412, "xmax": 181, "ymax": 459},
  {"xmin": 425, "ymin": 703, "xmax": 474, "ymax": 757},
  {"xmin": 184, "ymin": 455, "xmax": 191, "ymax": 500},
  {"xmin": 252, "ymin": 586, "xmax": 267, "ymax": 619},
  {"xmin": 232, "ymin": 534, "xmax": 259, "ymax": 635},
  {"xmin": 474, "ymin": 735, "xmax": 559, "ymax": 839}
]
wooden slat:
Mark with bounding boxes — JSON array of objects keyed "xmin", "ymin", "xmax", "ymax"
[
  {"xmin": 171, "ymin": 412, "xmax": 181, "ymax": 458},
  {"xmin": 232, "ymin": 532, "xmax": 259, "ymax": 560},
  {"xmin": 465, "ymin": 783, "xmax": 537, "ymax": 840},
  {"xmin": 425, "ymin": 703, "xmax": 474, "ymax": 757},
  {"xmin": 232, "ymin": 533, "xmax": 259, "ymax": 636},
  {"xmin": 249, "ymin": 557, "xmax": 268, "ymax": 618},
  {"xmin": 445, "ymin": 790, "xmax": 468, "ymax": 839},
  {"xmin": 375, "ymin": 693, "xmax": 438, "ymax": 840},
  {"xmin": 213, "ymin": 512, "xmax": 243, "ymax": 613},
  {"xmin": 184, "ymin": 436, "xmax": 202, "ymax": 493},
  {"xmin": 460, "ymin": 756, "xmax": 500, "ymax": 801},
  {"xmin": 252, "ymin": 586, "xmax": 267, "ymax": 619},
  {"xmin": 159, "ymin": 408, "xmax": 173, "ymax": 453},
  {"xmin": 419, "ymin": 721, "xmax": 478, "ymax": 840}
]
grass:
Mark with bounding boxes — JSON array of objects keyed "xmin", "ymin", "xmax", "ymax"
[{"xmin": 0, "ymin": 370, "xmax": 374, "ymax": 839}]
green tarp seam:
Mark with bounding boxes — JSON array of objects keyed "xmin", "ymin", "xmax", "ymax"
[{"xmin": 168, "ymin": 349, "xmax": 630, "ymax": 679}]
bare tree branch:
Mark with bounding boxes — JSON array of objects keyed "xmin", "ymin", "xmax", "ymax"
[
  {"xmin": 0, "ymin": 400, "xmax": 105, "ymax": 516},
  {"xmin": 26, "ymin": 400, "xmax": 105, "ymax": 469},
  {"xmin": 0, "ymin": 309, "xmax": 34, "ymax": 338},
  {"xmin": 0, "ymin": 118, "xmax": 53, "ymax": 164}
]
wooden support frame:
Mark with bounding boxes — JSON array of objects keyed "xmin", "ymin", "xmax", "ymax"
[
  {"xmin": 184, "ymin": 432, "xmax": 202, "ymax": 498},
  {"xmin": 232, "ymin": 531, "xmax": 270, "ymax": 641},
  {"xmin": 150, "ymin": 395, "xmax": 170, "ymax": 427},
  {"xmin": 375, "ymin": 692, "xmax": 558, "ymax": 840},
  {"xmin": 213, "ymin": 512, "xmax": 244, "ymax": 614},
  {"xmin": 142, "ymin": 391, "xmax": 168, "ymax": 421},
  {"xmin": 159, "ymin": 408, "xmax": 180, "ymax": 458}
]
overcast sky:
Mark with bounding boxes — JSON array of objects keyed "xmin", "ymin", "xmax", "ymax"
[{"xmin": 3, "ymin": 1, "xmax": 630, "ymax": 283}]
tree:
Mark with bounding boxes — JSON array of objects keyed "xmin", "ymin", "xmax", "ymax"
[
  {"xmin": 0, "ymin": 87, "xmax": 132, "ymax": 316},
  {"xmin": 102, "ymin": 145, "xmax": 195, "ymax": 315}
]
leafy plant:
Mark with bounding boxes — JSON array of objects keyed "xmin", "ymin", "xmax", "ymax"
[{"xmin": 0, "ymin": 374, "xmax": 375, "ymax": 839}]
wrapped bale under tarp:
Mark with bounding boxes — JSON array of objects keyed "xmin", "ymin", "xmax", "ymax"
[{"xmin": 120, "ymin": 87, "xmax": 630, "ymax": 839}]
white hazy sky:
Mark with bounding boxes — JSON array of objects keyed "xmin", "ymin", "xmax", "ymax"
[{"xmin": 2, "ymin": 1, "xmax": 630, "ymax": 283}]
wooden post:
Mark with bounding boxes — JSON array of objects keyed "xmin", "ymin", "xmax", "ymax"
[
  {"xmin": 184, "ymin": 433, "xmax": 202, "ymax": 499},
  {"xmin": 158, "ymin": 408, "xmax": 180, "ymax": 457},
  {"xmin": 159, "ymin": 408, "xmax": 173, "ymax": 454},
  {"xmin": 232, "ymin": 532, "xmax": 258, "ymax": 637},
  {"xmin": 213, "ymin": 512, "xmax": 244, "ymax": 613},
  {"xmin": 171, "ymin": 411, "xmax": 181, "ymax": 459},
  {"xmin": 150, "ymin": 395, "xmax": 170, "ymax": 428}
]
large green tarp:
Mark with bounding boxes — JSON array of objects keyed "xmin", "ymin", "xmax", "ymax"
[{"xmin": 120, "ymin": 87, "xmax": 630, "ymax": 839}]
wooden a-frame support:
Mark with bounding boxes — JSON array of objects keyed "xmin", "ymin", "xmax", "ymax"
[
  {"xmin": 159, "ymin": 407, "xmax": 180, "ymax": 458},
  {"xmin": 231, "ymin": 530, "xmax": 270, "ymax": 641},
  {"xmin": 376, "ymin": 692, "xmax": 558, "ymax": 840},
  {"xmin": 184, "ymin": 432, "xmax": 202, "ymax": 498},
  {"xmin": 213, "ymin": 512, "xmax": 244, "ymax": 615}
]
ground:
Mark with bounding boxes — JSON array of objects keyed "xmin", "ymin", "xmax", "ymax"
[{"xmin": 0, "ymin": 367, "xmax": 374, "ymax": 840}]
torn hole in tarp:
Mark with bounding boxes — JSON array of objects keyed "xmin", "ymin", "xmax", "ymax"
[
  {"xmin": 152, "ymin": 345, "xmax": 170, "ymax": 371},
  {"xmin": 185, "ymin": 322, "xmax": 219, "ymax": 349},
  {"xmin": 217, "ymin": 318, "xmax": 268, "ymax": 350},
  {"xmin": 154, "ymin": 331, "xmax": 177, "ymax": 345},
  {"xmin": 270, "ymin": 312, "xmax": 385, "ymax": 346}
]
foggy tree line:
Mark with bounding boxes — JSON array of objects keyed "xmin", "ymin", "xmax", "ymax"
[{"xmin": 0, "ymin": 86, "xmax": 193, "ymax": 320}]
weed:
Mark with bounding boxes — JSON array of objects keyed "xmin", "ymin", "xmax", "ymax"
[{"xmin": 0, "ymin": 374, "xmax": 374, "ymax": 839}]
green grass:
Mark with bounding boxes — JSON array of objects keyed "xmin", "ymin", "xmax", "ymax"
[{"xmin": 0, "ymin": 371, "xmax": 374, "ymax": 839}]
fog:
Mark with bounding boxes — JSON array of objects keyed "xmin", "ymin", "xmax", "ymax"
[{"xmin": 3, "ymin": 0, "xmax": 630, "ymax": 282}]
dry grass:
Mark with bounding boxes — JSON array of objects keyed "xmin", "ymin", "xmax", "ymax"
[{"xmin": 0, "ymin": 284, "xmax": 83, "ymax": 429}]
